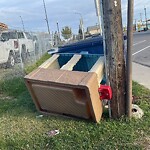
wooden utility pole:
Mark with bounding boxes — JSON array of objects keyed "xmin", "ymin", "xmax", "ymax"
[{"xmin": 102, "ymin": 0, "xmax": 126, "ymax": 118}]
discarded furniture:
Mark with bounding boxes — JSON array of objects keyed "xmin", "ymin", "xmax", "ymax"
[{"xmin": 24, "ymin": 54, "xmax": 104, "ymax": 122}]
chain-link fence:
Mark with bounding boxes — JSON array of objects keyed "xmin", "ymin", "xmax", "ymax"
[
  {"xmin": 0, "ymin": 28, "xmax": 97, "ymax": 78},
  {"xmin": 0, "ymin": 29, "xmax": 53, "ymax": 70}
]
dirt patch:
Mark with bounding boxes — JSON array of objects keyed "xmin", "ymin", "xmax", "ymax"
[
  {"xmin": 0, "ymin": 93, "xmax": 12, "ymax": 100},
  {"xmin": 0, "ymin": 68, "xmax": 11, "ymax": 81},
  {"xmin": 0, "ymin": 65, "xmax": 25, "ymax": 81},
  {"xmin": 141, "ymin": 136, "xmax": 150, "ymax": 150},
  {"xmin": 134, "ymin": 136, "xmax": 150, "ymax": 149}
]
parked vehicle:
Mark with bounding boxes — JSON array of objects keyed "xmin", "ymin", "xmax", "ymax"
[
  {"xmin": 0, "ymin": 31, "xmax": 34, "ymax": 65},
  {"xmin": 0, "ymin": 34, "xmax": 17, "ymax": 67}
]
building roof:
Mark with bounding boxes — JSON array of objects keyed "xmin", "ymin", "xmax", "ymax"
[
  {"xmin": 0, "ymin": 22, "xmax": 8, "ymax": 31},
  {"xmin": 87, "ymin": 25, "xmax": 99, "ymax": 32}
]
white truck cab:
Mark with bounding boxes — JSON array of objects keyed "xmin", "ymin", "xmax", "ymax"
[{"xmin": 0, "ymin": 31, "xmax": 34, "ymax": 67}]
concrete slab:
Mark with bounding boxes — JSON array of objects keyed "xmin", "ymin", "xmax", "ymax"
[{"xmin": 132, "ymin": 62, "xmax": 150, "ymax": 89}]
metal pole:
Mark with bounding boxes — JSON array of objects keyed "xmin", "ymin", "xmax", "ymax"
[
  {"xmin": 100, "ymin": 0, "xmax": 108, "ymax": 78},
  {"xmin": 43, "ymin": 0, "xmax": 51, "ymax": 35},
  {"xmin": 140, "ymin": 13, "xmax": 142, "ymax": 22},
  {"xmin": 100, "ymin": 0, "xmax": 111, "ymax": 118},
  {"xmin": 57, "ymin": 22, "xmax": 60, "ymax": 42},
  {"xmin": 16, "ymin": 31, "xmax": 24, "ymax": 70},
  {"xmin": 144, "ymin": 7, "xmax": 148, "ymax": 29},
  {"xmin": 42, "ymin": 0, "xmax": 53, "ymax": 48},
  {"xmin": 94, "ymin": 0, "xmax": 102, "ymax": 35},
  {"xmin": 52, "ymin": 31, "xmax": 54, "ymax": 46},
  {"xmin": 75, "ymin": 12, "xmax": 85, "ymax": 40},
  {"xmin": 126, "ymin": 0, "xmax": 134, "ymax": 117},
  {"xmin": 97, "ymin": 15, "xmax": 102, "ymax": 35},
  {"xmin": 134, "ymin": 19, "xmax": 137, "ymax": 31},
  {"xmin": 31, "ymin": 32, "xmax": 36, "ymax": 62},
  {"xmin": 20, "ymin": 16, "xmax": 25, "ymax": 32},
  {"xmin": 81, "ymin": 17, "xmax": 85, "ymax": 40}
]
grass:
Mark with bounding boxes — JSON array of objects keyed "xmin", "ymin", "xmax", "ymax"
[
  {"xmin": 0, "ymin": 55, "xmax": 149, "ymax": 149},
  {"xmin": 24, "ymin": 53, "xmax": 50, "ymax": 74}
]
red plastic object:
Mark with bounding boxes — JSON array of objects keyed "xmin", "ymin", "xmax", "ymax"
[{"xmin": 98, "ymin": 85, "xmax": 112, "ymax": 100}]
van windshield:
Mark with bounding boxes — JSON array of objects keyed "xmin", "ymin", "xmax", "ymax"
[
  {"xmin": 25, "ymin": 32, "xmax": 32, "ymax": 39},
  {"xmin": 1, "ymin": 32, "xmax": 17, "ymax": 40}
]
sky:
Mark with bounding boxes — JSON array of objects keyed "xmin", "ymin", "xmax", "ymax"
[{"xmin": 0, "ymin": 0, "xmax": 150, "ymax": 34}]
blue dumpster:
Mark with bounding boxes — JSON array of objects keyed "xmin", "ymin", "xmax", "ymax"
[
  {"xmin": 58, "ymin": 35, "xmax": 103, "ymax": 54},
  {"xmin": 48, "ymin": 34, "xmax": 126, "ymax": 55}
]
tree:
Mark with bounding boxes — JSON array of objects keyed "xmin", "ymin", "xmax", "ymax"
[{"xmin": 61, "ymin": 26, "xmax": 72, "ymax": 40}]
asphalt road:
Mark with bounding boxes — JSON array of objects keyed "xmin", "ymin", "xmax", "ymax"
[{"xmin": 132, "ymin": 31, "xmax": 150, "ymax": 67}]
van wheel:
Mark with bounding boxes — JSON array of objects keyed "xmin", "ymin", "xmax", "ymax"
[{"xmin": 7, "ymin": 53, "xmax": 15, "ymax": 68}]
